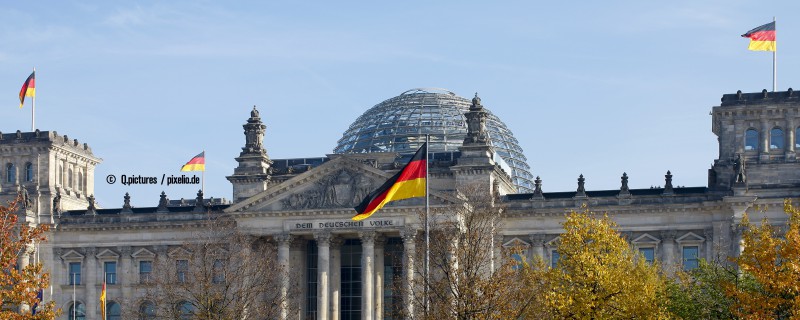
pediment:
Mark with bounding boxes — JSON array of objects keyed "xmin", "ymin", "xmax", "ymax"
[
  {"xmin": 632, "ymin": 233, "xmax": 661, "ymax": 244},
  {"xmin": 168, "ymin": 247, "xmax": 192, "ymax": 258},
  {"xmin": 95, "ymin": 248, "xmax": 119, "ymax": 260},
  {"xmin": 545, "ymin": 236, "xmax": 561, "ymax": 247},
  {"xmin": 676, "ymin": 232, "xmax": 705, "ymax": 243},
  {"xmin": 503, "ymin": 237, "xmax": 530, "ymax": 248},
  {"xmin": 60, "ymin": 249, "xmax": 85, "ymax": 261},
  {"xmin": 131, "ymin": 248, "xmax": 156, "ymax": 259},
  {"xmin": 226, "ymin": 156, "xmax": 455, "ymax": 213}
]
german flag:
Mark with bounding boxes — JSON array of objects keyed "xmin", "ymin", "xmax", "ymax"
[
  {"xmin": 742, "ymin": 21, "xmax": 776, "ymax": 51},
  {"xmin": 100, "ymin": 281, "xmax": 106, "ymax": 320},
  {"xmin": 353, "ymin": 143, "xmax": 427, "ymax": 221},
  {"xmin": 180, "ymin": 151, "xmax": 205, "ymax": 172},
  {"xmin": 19, "ymin": 71, "xmax": 35, "ymax": 108}
]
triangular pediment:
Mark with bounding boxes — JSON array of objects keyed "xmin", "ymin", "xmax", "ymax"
[
  {"xmin": 60, "ymin": 249, "xmax": 85, "ymax": 261},
  {"xmin": 632, "ymin": 233, "xmax": 661, "ymax": 245},
  {"xmin": 677, "ymin": 232, "xmax": 705, "ymax": 243},
  {"xmin": 226, "ymin": 156, "xmax": 456, "ymax": 213},
  {"xmin": 95, "ymin": 248, "xmax": 119, "ymax": 260},
  {"xmin": 168, "ymin": 247, "xmax": 192, "ymax": 258},
  {"xmin": 132, "ymin": 248, "xmax": 156, "ymax": 259},
  {"xmin": 545, "ymin": 236, "xmax": 561, "ymax": 247},
  {"xmin": 503, "ymin": 237, "xmax": 530, "ymax": 248}
]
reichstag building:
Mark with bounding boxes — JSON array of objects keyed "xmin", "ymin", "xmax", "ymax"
[{"xmin": 2, "ymin": 87, "xmax": 799, "ymax": 320}]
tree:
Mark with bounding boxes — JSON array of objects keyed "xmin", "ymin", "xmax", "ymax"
[
  {"xmin": 666, "ymin": 259, "xmax": 741, "ymax": 320},
  {"xmin": 726, "ymin": 199, "xmax": 800, "ymax": 319},
  {"xmin": 530, "ymin": 209, "xmax": 670, "ymax": 319},
  {"xmin": 0, "ymin": 197, "xmax": 58, "ymax": 319},
  {"xmin": 130, "ymin": 216, "xmax": 297, "ymax": 320},
  {"xmin": 410, "ymin": 184, "xmax": 536, "ymax": 320}
]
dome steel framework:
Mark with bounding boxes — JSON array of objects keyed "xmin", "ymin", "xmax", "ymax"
[{"xmin": 334, "ymin": 88, "xmax": 534, "ymax": 192}]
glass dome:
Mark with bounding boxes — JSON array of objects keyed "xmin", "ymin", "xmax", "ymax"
[{"xmin": 334, "ymin": 88, "xmax": 534, "ymax": 192}]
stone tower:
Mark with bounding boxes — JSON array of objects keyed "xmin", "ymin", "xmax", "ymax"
[
  {"xmin": 710, "ymin": 89, "xmax": 800, "ymax": 194},
  {"xmin": 0, "ymin": 130, "xmax": 102, "ymax": 223},
  {"xmin": 227, "ymin": 106, "xmax": 272, "ymax": 202}
]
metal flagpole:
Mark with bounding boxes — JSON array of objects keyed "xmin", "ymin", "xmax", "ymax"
[
  {"xmin": 773, "ymin": 16, "xmax": 777, "ymax": 92},
  {"xmin": 424, "ymin": 134, "xmax": 430, "ymax": 315},
  {"xmin": 31, "ymin": 67, "xmax": 36, "ymax": 131},
  {"xmin": 202, "ymin": 150, "xmax": 205, "ymax": 197}
]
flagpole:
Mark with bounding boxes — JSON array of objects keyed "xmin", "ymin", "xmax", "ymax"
[
  {"xmin": 424, "ymin": 134, "xmax": 430, "ymax": 315},
  {"xmin": 31, "ymin": 67, "xmax": 36, "ymax": 131},
  {"xmin": 72, "ymin": 273, "xmax": 76, "ymax": 320},
  {"xmin": 773, "ymin": 16, "xmax": 777, "ymax": 92},
  {"xmin": 202, "ymin": 150, "xmax": 205, "ymax": 197}
]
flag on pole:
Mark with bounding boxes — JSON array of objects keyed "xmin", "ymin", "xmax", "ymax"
[
  {"xmin": 19, "ymin": 71, "xmax": 35, "ymax": 108},
  {"xmin": 742, "ymin": 21, "xmax": 776, "ymax": 51},
  {"xmin": 180, "ymin": 152, "xmax": 206, "ymax": 172},
  {"xmin": 353, "ymin": 143, "xmax": 427, "ymax": 221},
  {"xmin": 99, "ymin": 280, "xmax": 106, "ymax": 320}
]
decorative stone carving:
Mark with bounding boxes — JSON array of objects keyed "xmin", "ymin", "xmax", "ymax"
[
  {"xmin": 121, "ymin": 192, "xmax": 132, "ymax": 213},
  {"xmin": 619, "ymin": 172, "xmax": 630, "ymax": 196},
  {"xmin": 359, "ymin": 231, "xmax": 377, "ymax": 243},
  {"xmin": 664, "ymin": 171, "xmax": 674, "ymax": 194},
  {"xmin": 157, "ymin": 191, "xmax": 169, "ymax": 212},
  {"xmin": 275, "ymin": 233, "xmax": 293, "ymax": 245},
  {"xmin": 529, "ymin": 234, "xmax": 546, "ymax": 246},
  {"xmin": 575, "ymin": 174, "xmax": 586, "ymax": 197},
  {"xmin": 661, "ymin": 230, "xmax": 677, "ymax": 242},
  {"xmin": 281, "ymin": 169, "xmax": 375, "ymax": 210},
  {"xmin": 400, "ymin": 228, "xmax": 418, "ymax": 243},
  {"xmin": 86, "ymin": 194, "xmax": 97, "ymax": 215},
  {"xmin": 242, "ymin": 105, "xmax": 267, "ymax": 155},
  {"xmin": 193, "ymin": 189, "xmax": 205, "ymax": 212},
  {"xmin": 532, "ymin": 176, "xmax": 544, "ymax": 200},
  {"xmin": 734, "ymin": 154, "xmax": 746, "ymax": 184},
  {"xmin": 464, "ymin": 93, "xmax": 489, "ymax": 144},
  {"xmin": 314, "ymin": 231, "xmax": 332, "ymax": 245}
]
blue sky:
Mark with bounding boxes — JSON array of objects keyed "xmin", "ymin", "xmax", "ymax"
[{"xmin": 1, "ymin": 1, "xmax": 797, "ymax": 208}]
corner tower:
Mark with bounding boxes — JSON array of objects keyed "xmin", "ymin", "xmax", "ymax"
[
  {"xmin": 710, "ymin": 89, "xmax": 800, "ymax": 194},
  {"xmin": 227, "ymin": 106, "xmax": 272, "ymax": 202}
]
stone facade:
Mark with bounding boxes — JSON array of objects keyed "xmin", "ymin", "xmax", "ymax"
[{"xmin": 9, "ymin": 90, "xmax": 800, "ymax": 320}]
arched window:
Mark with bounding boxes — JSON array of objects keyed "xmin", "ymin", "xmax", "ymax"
[
  {"xmin": 771, "ymin": 127, "xmax": 784, "ymax": 149},
  {"xmin": 6, "ymin": 163, "xmax": 15, "ymax": 183},
  {"xmin": 25, "ymin": 163, "xmax": 33, "ymax": 182},
  {"xmin": 177, "ymin": 301, "xmax": 196, "ymax": 320},
  {"xmin": 58, "ymin": 164, "xmax": 63, "ymax": 185},
  {"xmin": 139, "ymin": 302, "xmax": 156, "ymax": 320},
  {"xmin": 78, "ymin": 171, "xmax": 84, "ymax": 192},
  {"xmin": 745, "ymin": 129, "xmax": 759, "ymax": 151},
  {"xmin": 107, "ymin": 302, "xmax": 122, "ymax": 320},
  {"xmin": 796, "ymin": 127, "xmax": 800, "ymax": 149},
  {"xmin": 68, "ymin": 168, "xmax": 73, "ymax": 189},
  {"xmin": 69, "ymin": 302, "xmax": 86, "ymax": 320}
]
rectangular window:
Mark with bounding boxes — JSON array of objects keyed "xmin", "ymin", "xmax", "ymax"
[
  {"xmin": 176, "ymin": 260, "xmax": 189, "ymax": 283},
  {"xmin": 68, "ymin": 262, "xmax": 81, "ymax": 285},
  {"xmin": 104, "ymin": 261, "xmax": 117, "ymax": 284},
  {"xmin": 550, "ymin": 250, "xmax": 560, "ymax": 268},
  {"xmin": 639, "ymin": 247, "xmax": 655, "ymax": 264},
  {"xmin": 682, "ymin": 246, "xmax": 699, "ymax": 271},
  {"xmin": 139, "ymin": 261, "xmax": 152, "ymax": 283},
  {"xmin": 212, "ymin": 259, "xmax": 225, "ymax": 284}
]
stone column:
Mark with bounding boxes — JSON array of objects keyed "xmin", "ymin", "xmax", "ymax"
[
  {"xmin": 330, "ymin": 237, "xmax": 343, "ymax": 320},
  {"xmin": 400, "ymin": 228, "xmax": 417, "ymax": 320},
  {"xmin": 529, "ymin": 234, "xmax": 545, "ymax": 262},
  {"xmin": 703, "ymin": 228, "xmax": 714, "ymax": 261},
  {"xmin": 314, "ymin": 232, "xmax": 331, "ymax": 320},
  {"xmin": 760, "ymin": 118, "xmax": 770, "ymax": 160},
  {"xmin": 732, "ymin": 224, "xmax": 745, "ymax": 256},
  {"xmin": 374, "ymin": 235, "xmax": 386, "ymax": 320},
  {"xmin": 786, "ymin": 117, "xmax": 796, "ymax": 160},
  {"xmin": 660, "ymin": 231, "xmax": 676, "ymax": 273},
  {"xmin": 85, "ymin": 247, "xmax": 98, "ymax": 320},
  {"xmin": 17, "ymin": 246, "xmax": 32, "ymax": 313},
  {"xmin": 276, "ymin": 233, "xmax": 293, "ymax": 320},
  {"xmin": 119, "ymin": 246, "xmax": 133, "ymax": 301},
  {"xmin": 360, "ymin": 231, "xmax": 376, "ymax": 320},
  {"xmin": 492, "ymin": 235, "xmax": 503, "ymax": 273}
]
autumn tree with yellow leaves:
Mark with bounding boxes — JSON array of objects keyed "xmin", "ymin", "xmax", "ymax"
[
  {"xmin": 0, "ymin": 198, "xmax": 58, "ymax": 319},
  {"xmin": 528, "ymin": 210, "xmax": 670, "ymax": 319},
  {"xmin": 726, "ymin": 199, "xmax": 800, "ymax": 319}
]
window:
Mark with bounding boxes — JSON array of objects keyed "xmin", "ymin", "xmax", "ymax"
[
  {"xmin": 104, "ymin": 261, "xmax": 117, "ymax": 284},
  {"xmin": 25, "ymin": 163, "xmax": 33, "ymax": 182},
  {"xmin": 771, "ymin": 127, "xmax": 784, "ymax": 149},
  {"xmin": 58, "ymin": 164, "xmax": 63, "ymax": 185},
  {"xmin": 69, "ymin": 262, "xmax": 81, "ymax": 285},
  {"xmin": 511, "ymin": 253, "xmax": 524, "ymax": 270},
  {"xmin": 639, "ymin": 247, "xmax": 655, "ymax": 264},
  {"xmin": 6, "ymin": 163, "xmax": 15, "ymax": 183},
  {"xmin": 797, "ymin": 127, "xmax": 800, "ymax": 149},
  {"xmin": 107, "ymin": 302, "xmax": 122, "ymax": 320},
  {"xmin": 139, "ymin": 261, "xmax": 152, "ymax": 283},
  {"xmin": 550, "ymin": 250, "xmax": 560, "ymax": 268},
  {"xmin": 212, "ymin": 259, "xmax": 225, "ymax": 284},
  {"xmin": 176, "ymin": 260, "xmax": 189, "ymax": 283},
  {"xmin": 745, "ymin": 129, "xmax": 759, "ymax": 151},
  {"xmin": 682, "ymin": 246, "xmax": 699, "ymax": 271},
  {"xmin": 69, "ymin": 302, "xmax": 86, "ymax": 320},
  {"xmin": 78, "ymin": 171, "xmax": 84, "ymax": 192},
  {"xmin": 68, "ymin": 168, "xmax": 73, "ymax": 188},
  {"xmin": 177, "ymin": 301, "xmax": 196, "ymax": 320},
  {"xmin": 139, "ymin": 302, "xmax": 156, "ymax": 320}
]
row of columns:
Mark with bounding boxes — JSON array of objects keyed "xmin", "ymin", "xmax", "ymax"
[{"xmin": 275, "ymin": 229, "xmax": 419, "ymax": 320}]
